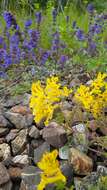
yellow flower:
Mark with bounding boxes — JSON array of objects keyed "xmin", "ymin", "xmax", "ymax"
[
  {"xmin": 75, "ymin": 73, "xmax": 107, "ymax": 118},
  {"xmin": 30, "ymin": 76, "xmax": 72, "ymax": 126},
  {"xmin": 37, "ymin": 150, "xmax": 66, "ymax": 190}
]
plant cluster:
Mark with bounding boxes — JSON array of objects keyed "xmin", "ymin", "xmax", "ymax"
[
  {"xmin": 0, "ymin": 3, "xmax": 107, "ymax": 79},
  {"xmin": 30, "ymin": 76, "xmax": 72, "ymax": 126},
  {"xmin": 75, "ymin": 73, "xmax": 107, "ymax": 118},
  {"xmin": 37, "ymin": 150, "xmax": 66, "ymax": 190}
]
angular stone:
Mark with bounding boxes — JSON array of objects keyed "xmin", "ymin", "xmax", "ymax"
[
  {"xmin": 10, "ymin": 105, "xmax": 31, "ymax": 115},
  {"xmin": 69, "ymin": 148, "xmax": 93, "ymax": 175},
  {"xmin": 0, "ymin": 180, "xmax": 12, "ymax": 190},
  {"xmin": 0, "ymin": 163, "xmax": 10, "ymax": 185},
  {"xmin": 0, "ymin": 143, "xmax": 11, "ymax": 161},
  {"xmin": 20, "ymin": 166, "xmax": 41, "ymax": 190},
  {"xmin": 6, "ymin": 129, "xmax": 19, "ymax": 143},
  {"xmin": 59, "ymin": 145, "xmax": 69, "ymax": 160},
  {"xmin": 60, "ymin": 161, "xmax": 73, "ymax": 187},
  {"xmin": 97, "ymin": 165, "xmax": 107, "ymax": 176},
  {"xmin": 11, "ymin": 129, "xmax": 27, "ymax": 155},
  {"xmin": 0, "ymin": 114, "xmax": 10, "ymax": 128},
  {"xmin": 12, "ymin": 155, "xmax": 29, "ymax": 165},
  {"xmin": 8, "ymin": 167, "xmax": 22, "ymax": 180},
  {"xmin": 5, "ymin": 112, "xmax": 33, "ymax": 129},
  {"xmin": 34, "ymin": 142, "xmax": 50, "ymax": 163},
  {"xmin": 0, "ymin": 128, "xmax": 9, "ymax": 137},
  {"xmin": 42, "ymin": 122, "xmax": 67, "ymax": 148},
  {"xmin": 29, "ymin": 126, "xmax": 40, "ymax": 139},
  {"xmin": 72, "ymin": 123, "xmax": 89, "ymax": 153}
]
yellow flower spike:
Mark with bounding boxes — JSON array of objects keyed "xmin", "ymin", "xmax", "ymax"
[
  {"xmin": 37, "ymin": 150, "xmax": 66, "ymax": 190},
  {"xmin": 75, "ymin": 73, "xmax": 107, "ymax": 118},
  {"xmin": 30, "ymin": 76, "xmax": 72, "ymax": 126}
]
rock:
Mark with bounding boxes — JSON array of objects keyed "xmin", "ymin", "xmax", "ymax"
[
  {"xmin": 5, "ymin": 111, "xmax": 33, "ymax": 129},
  {"xmin": 31, "ymin": 139, "xmax": 44, "ymax": 149},
  {"xmin": 8, "ymin": 167, "xmax": 22, "ymax": 180},
  {"xmin": 59, "ymin": 145, "xmax": 69, "ymax": 160},
  {"xmin": 0, "ymin": 114, "xmax": 10, "ymax": 128},
  {"xmin": 70, "ymin": 107, "xmax": 85, "ymax": 126},
  {"xmin": 0, "ymin": 143, "xmax": 11, "ymax": 161},
  {"xmin": 20, "ymin": 166, "xmax": 41, "ymax": 190},
  {"xmin": 11, "ymin": 129, "xmax": 27, "ymax": 155},
  {"xmin": 97, "ymin": 165, "xmax": 107, "ymax": 176},
  {"xmin": 69, "ymin": 148, "xmax": 93, "ymax": 175},
  {"xmin": 10, "ymin": 105, "xmax": 31, "ymax": 115},
  {"xmin": 3, "ymin": 97, "xmax": 22, "ymax": 108},
  {"xmin": 60, "ymin": 101, "xmax": 72, "ymax": 111},
  {"xmin": 34, "ymin": 142, "xmax": 50, "ymax": 163},
  {"xmin": 41, "ymin": 122, "xmax": 67, "ymax": 148},
  {"xmin": 29, "ymin": 126, "xmax": 40, "ymax": 139},
  {"xmin": 69, "ymin": 78, "xmax": 81, "ymax": 88},
  {"xmin": 12, "ymin": 155, "xmax": 29, "ymax": 166},
  {"xmin": 60, "ymin": 161, "xmax": 73, "ymax": 187},
  {"xmin": 72, "ymin": 123, "xmax": 89, "ymax": 153},
  {"xmin": 22, "ymin": 93, "xmax": 31, "ymax": 106},
  {"xmin": 0, "ymin": 128, "xmax": 9, "ymax": 137},
  {"xmin": 0, "ymin": 163, "xmax": 10, "ymax": 185},
  {"xmin": 6, "ymin": 129, "xmax": 19, "ymax": 143},
  {"xmin": 87, "ymin": 120, "xmax": 98, "ymax": 132},
  {"xmin": 0, "ymin": 138, "xmax": 6, "ymax": 144},
  {"xmin": 0, "ymin": 180, "xmax": 12, "ymax": 190}
]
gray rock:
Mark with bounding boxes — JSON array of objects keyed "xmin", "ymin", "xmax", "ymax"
[
  {"xmin": 29, "ymin": 126, "xmax": 40, "ymax": 139},
  {"xmin": 72, "ymin": 124, "xmax": 89, "ymax": 153},
  {"xmin": 97, "ymin": 165, "xmax": 107, "ymax": 176},
  {"xmin": 0, "ymin": 180, "xmax": 12, "ymax": 190},
  {"xmin": 0, "ymin": 163, "xmax": 10, "ymax": 185},
  {"xmin": 0, "ymin": 128, "xmax": 9, "ymax": 137},
  {"xmin": 59, "ymin": 145, "xmax": 69, "ymax": 160},
  {"xmin": 5, "ymin": 111, "xmax": 33, "ymax": 129},
  {"xmin": 34, "ymin": 142, "xmax": 50, "ymax": 163},
  {"xmin": 11, "ymin": 129, "xmax": 27, "ymax": 155},
  {"xmin": 6, "ymin": 129, "xmax": 18, "ymax": 143},
  {"xmin": 0, "ymin": 143, "xmax": 11, "ymax": 161},
  {"xmin": 12, "ymin": 155, "xmax": 29, "ymax": 165},
  {"xmin": 42, "ymin": 122, "xmax": 67, "ymax": 148},
  {"xmin": 20, "ymin": 166, "xmax": 41, "ymax": 190},
  {"xmin": 74, "ymin": 172, "xmax": 99, "ymax": 190},
  {"xmin": 22, "ymin": 93, "xmax": 31, "ymax": 106},
  {"xmin": 60, "ymin": 161, "xmax": 73, "ymax": 187},
  {"xmin": 0, "ymin": 115, "xmax": 10, "ymax": 128}
]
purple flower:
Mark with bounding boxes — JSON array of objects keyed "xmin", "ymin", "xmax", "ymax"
[
  {"xmin": 76, "ymin": 29, "xmax": 85, "ymax": 41},
  {"xmin": 0, "ymin": 71, "xmax": 8, "ymax": 79},
  {"xmin": 52, "ymin": 8, "xmax": 57, "ymax": 23},
  {"xmin": 3, "ymin": 11, "xmax": 17, "ymax": 29},
  {"xmin": 87, "ymin": 3, "xmax": 94, "ymax": 13},
  {"xmin": 41, "ymin": 51, "xmax": 50, "ymax": 64},
  {"xmin": 89, "ymin": 24, "xmax": 102, "ymax": 35},
  {"xmin": 3, "ymin": 54, "xmax": 12, "ymax": 68},
  {"xmin": 66, "ymin": 16, "xmax": 69, "ymax": 23},
  {"xmin": 72, "ymin": 21, "xmax": 76, "ymax": 29},
  {"xmin": 35, "ymin": 12, "xmax": 42, "ymax": 25},
  {"xmin": 28, "ymin": 29, "xmax": 40, "ymax": 49},
  {"xmin": 58, "ymin": 55, "xmax": 68, "ymax": 65},
  {"xmin": 25, "ymin": 19, "xmax": 32, "ymax": 28}
]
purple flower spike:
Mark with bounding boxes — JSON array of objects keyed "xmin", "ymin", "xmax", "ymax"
[
  {"xmin": 87, "ymin": 3, "xmax": 94, "ymax": 14},
  {"xmin": 35, "ymin": 12, "xmax": 42, "ymax": 25},
  {"xmin": 76, "ymin": 29, "xmax": 85, "ymax": 41},
  {"xmin": 25, "ymin": 19, "xmax": 32, "ymax": 28},
  {"xmin": 72, "ymin": 21, "xmax": 76, "ymax": 29},
  {"xmin": 52, "ymin": 8, "xmax": 57, "ymax": 23},
  {"xmin": 3, "ymin": 11, "xmax": 17, "ymax": 29},
  {"xmin": 58, "ymin": 55, "xmax": 68, "ymax": 64}
]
